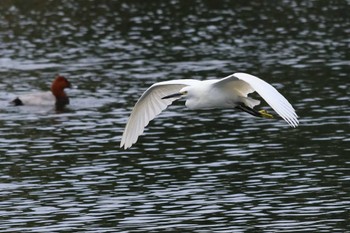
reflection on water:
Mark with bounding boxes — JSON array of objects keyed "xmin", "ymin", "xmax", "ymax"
[{"xmin": 0, "ymin": 0, "xmax": 349, "ymax": 232}]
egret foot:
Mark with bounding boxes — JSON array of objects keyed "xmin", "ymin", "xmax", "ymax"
[{"xmin": 259, "ymin": 109, "xmax": 274, "ymax": 119}]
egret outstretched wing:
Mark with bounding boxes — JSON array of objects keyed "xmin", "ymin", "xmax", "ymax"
[
  {"xmin": 121, "ymin": 72, "xmax": 299, "ymax": 149},
  {"xmin": 120, "ymin": 79, "xmax": 200, "ymax": 149},
  {"xmin": 216, "ymin": 72, "xmax": 299, "ymax": 127}
]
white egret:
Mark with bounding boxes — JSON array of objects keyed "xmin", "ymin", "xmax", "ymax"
[{"xmin": 120, "ymin": 72, "xmax": 298, "ymax": 149}]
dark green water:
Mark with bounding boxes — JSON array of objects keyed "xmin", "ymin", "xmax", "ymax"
[{"xmin": 0, "ymin": 1, "xmax": 349, "ymax": 232}]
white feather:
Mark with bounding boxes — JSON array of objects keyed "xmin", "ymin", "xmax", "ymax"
[
  {"xmin": 120, "ymin": 80, "xmax": 200, "ymax": 149},
  {"xmin": 15, "ymin": 92, "xmax": 56, "ymax": 106},
  {"xmin": 120, "ymin": 73, "xmax": 298, "ymax": 149}
]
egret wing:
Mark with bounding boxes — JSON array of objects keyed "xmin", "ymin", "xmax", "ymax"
[
  {"xmin": 216, "ymin": 72, "xmax": 299, "ymax": 127},
  {"xmin": 120, "ymin": 79, "xmax": 200, "ymax": 149},
  {"xmin": 211, "ymin": 76, "xmax": 255, "ymax": 97}
]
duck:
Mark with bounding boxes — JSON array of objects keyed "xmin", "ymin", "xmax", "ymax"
[{"xmin": 11, "ymin": 75, "xmax": 71, "ymax": 109}]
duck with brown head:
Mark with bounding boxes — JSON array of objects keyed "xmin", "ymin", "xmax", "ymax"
[
  {"xmin": 50, "ymin": 75, "xmax": 71, "ymax": 108},
  {"xmin": 12, "ymin": 75, "xmax": 71, "ymax": 110}
]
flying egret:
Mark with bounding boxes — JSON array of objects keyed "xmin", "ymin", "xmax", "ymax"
[{"xmin": 120, "ymin": 72, "xmax": 298, "ymax": 149}]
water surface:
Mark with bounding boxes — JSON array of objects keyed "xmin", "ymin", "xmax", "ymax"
[{"xmin": 0, "ymin": 1, "xmax": 349, "ymax": 232}]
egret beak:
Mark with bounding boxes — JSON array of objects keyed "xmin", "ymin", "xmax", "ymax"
[{"xmin": 162, "ymin": 92, "xmax": 184, "ymax": 99}]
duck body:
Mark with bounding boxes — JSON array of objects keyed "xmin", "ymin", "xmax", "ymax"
[
  {"xmin": 12, "ymin": 91, "xmax": 56, "ymax": 106},
  {"xmin": 12, "ymin": 75, "xmax": 71, "ymax": 109}
]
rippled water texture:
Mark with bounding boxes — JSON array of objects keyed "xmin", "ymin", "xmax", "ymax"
[{"xmin": 0, "ymin": 1, "xmax": 349, "ymax": 232}]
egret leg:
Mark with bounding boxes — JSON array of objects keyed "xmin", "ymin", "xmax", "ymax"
[
  {"xmin": 236, "ymin": 104, "xmax": 274, "ymax": 119},
  {"xmin": 258, "ymin": 109, "xmax": 274, "ymax": 119}
]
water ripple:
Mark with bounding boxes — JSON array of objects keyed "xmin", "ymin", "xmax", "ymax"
[{"xmin": 0, "ymin": 0, "xmax": 349, "ymax": 232}]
